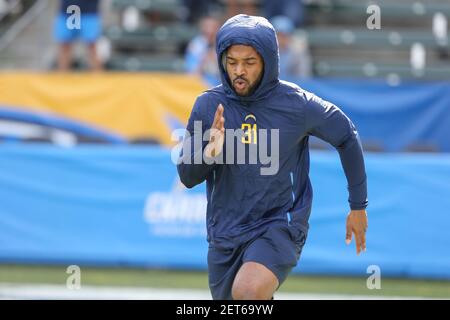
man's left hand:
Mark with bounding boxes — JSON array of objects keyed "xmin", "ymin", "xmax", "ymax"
[{"xmin": 345, "ymin": 209, "xmax": 368, "ymax": 255}]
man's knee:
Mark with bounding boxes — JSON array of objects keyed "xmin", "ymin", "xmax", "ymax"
[
  {"xmin": 231, "ymin": 262, "xmax": 278, "ymax": 300},
  {"xmin": 232, "ymin": 281, "xmax": 271, "ymax": 300}
]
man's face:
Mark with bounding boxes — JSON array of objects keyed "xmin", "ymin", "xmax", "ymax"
[{"xmin": 225, "ymin": 45, "xmax": 264, "ymax": 97}]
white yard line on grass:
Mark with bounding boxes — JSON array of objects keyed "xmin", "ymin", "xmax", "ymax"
[{"xmin": 0, "ymin": 283, "xmax": 436, "ymax": 300}]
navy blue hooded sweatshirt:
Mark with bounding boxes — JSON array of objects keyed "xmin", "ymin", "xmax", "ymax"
[{"xmin": 178, "ymin": 15, "xmax": 368, "ymax": 249}]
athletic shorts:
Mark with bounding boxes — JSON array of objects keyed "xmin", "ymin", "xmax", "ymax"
[
  {"xmin": 54, "ymin": 13, "xmax": 101, "ymax": 44},
  {"xmin": 207, "ymin": 224, "xmax": 307, "ymax": 300}
]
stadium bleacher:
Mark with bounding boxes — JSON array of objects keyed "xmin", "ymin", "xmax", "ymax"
[
  {"xmin": 304, "ymin": 1, "xmax": 450, "ymax": 80},
  {"xmin": 105, "ymin": 0, "xmax": 196, "ymax": 71},
  {"xmin": 103, "ymin": 0, "xmax": 450, "ymax": 80}
]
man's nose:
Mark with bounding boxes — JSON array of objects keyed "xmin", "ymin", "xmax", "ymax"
[{"xmin": 234, "ymin": 63, "xmax": 245, "ymax": 77}]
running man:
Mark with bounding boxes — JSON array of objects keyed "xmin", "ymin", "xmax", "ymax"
[{"xmin": 177, "ymin": 14, "xmax": 368, "ymax": 300}]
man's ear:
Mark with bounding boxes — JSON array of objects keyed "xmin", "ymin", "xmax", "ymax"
[
  {"xmin": 221, "ymin": 50, "xmax": 227, "ymax": 71},
  {"xmin": 221, "ymin": 50, "xmax": 233, "ymax": 86}
]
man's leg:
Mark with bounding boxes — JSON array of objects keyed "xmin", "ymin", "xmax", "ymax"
[
  {"xmin": 231, "ymin": 261, "xmax": 278, "ymax": 300},
  {"xmin": 208, "ymin": 245, "xmax": 245, "ymax": 300},
  {"xmin": 54, "ymin": 13, "xmax": 74, "ymax": 71},
  {"xmin": 232, "ymin": 225, "xmax": 304, "ymax": 300},
  {"xmin": 57, "ymin": 43, "xmax": 73, "ymax": 71},
  {"xmin": 87, "ymin": 43, "xmax": 103, "ymax": 71},
  {"xmin": 81, "ymin": 14, "xmax": 103, "ymax": 71}
]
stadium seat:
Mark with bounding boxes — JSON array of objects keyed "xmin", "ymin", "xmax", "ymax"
[
  {"xmin": 111, "ymin": 0, "xmax": 182, "ymax": 13},
  {"xmin": 107, "ymin": 54, "xmax": 185, "ymax": 72},
  {"xmin": 301, "ymin": 28, "xmax": 449, "ymax": 48},
  {"xmin": 307, "ymin": 0, "xmax": 450, "ymax": 19},
  {"xmin": 105, "ymin": 24, "xmax": 197, "ymax": 51},
  {"xmin": 313, "ymin": 60, "xmax": 450, "ymax": 80}
]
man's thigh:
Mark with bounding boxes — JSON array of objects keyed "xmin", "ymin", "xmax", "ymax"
[
  {"xmin": 242, "ymin": 225, "xmax": 302, "ymax": 288},
  {"xmin": 207, "ymin": 225, "xmax": 303, "ymax": 300},
  {"xmin": 231, "ymin": 261, "xmax": 279, "ymax": 300},
  {"xmin": 207, "ymin": 245, "xmax": 245, "ymax": 300},
  {"xmin": 54, "ymin": 14, "xmax": 77, "ymax": 43},
  {"xmin": 80, "ymin": 14, "xmax": 101, "ymax": 43}
]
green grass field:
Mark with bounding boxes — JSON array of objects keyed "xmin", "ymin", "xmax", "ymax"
[{"xmin": 1, "ymin": 264, "xmax": 449, "ymax": 298}]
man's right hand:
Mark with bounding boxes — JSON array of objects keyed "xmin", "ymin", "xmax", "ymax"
[
  {"xmin": 345, "ymin": 209, "xmax": 368, "ymax": 255},
  {"xmin": 204, "ymin": 104, "xmax": 225, "ymax": 158}
]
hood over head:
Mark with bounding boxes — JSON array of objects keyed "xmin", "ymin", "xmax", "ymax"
[{"xmin": 216, "ymin": 14, "xmax": 280, "ymax": 102}]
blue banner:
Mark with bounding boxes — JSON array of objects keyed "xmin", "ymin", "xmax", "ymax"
[
  {"xmin": 0, "ymin": 145, "xmax": 449, "ymax": 279},
  {"xmin": 290, "ymin": 79, "xmax": 450, "ymax": 152}
]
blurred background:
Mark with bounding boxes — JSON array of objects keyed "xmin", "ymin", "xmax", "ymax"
[{"xmin": 0, "ymin": 0, "xmax": 450, "ymax": 299}]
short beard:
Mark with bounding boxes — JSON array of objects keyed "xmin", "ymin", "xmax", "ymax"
[{"xmin": 233, "ymin": 71, "xmax": 263, "ymax": 97}]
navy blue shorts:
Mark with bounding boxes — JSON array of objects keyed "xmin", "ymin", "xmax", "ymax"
[{"xmin": 207, "ymin": 224, "xmax": 306, "ymax": 300}]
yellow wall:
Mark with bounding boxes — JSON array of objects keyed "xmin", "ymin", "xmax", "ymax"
[{"xmin": 0, "ymin": 72, "xmax": 207, "ymax": 145}]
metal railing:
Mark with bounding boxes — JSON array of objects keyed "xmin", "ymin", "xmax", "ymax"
[{"xmin": 0, "ymin": 0, "xmax": 49, "ymax": 52}]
